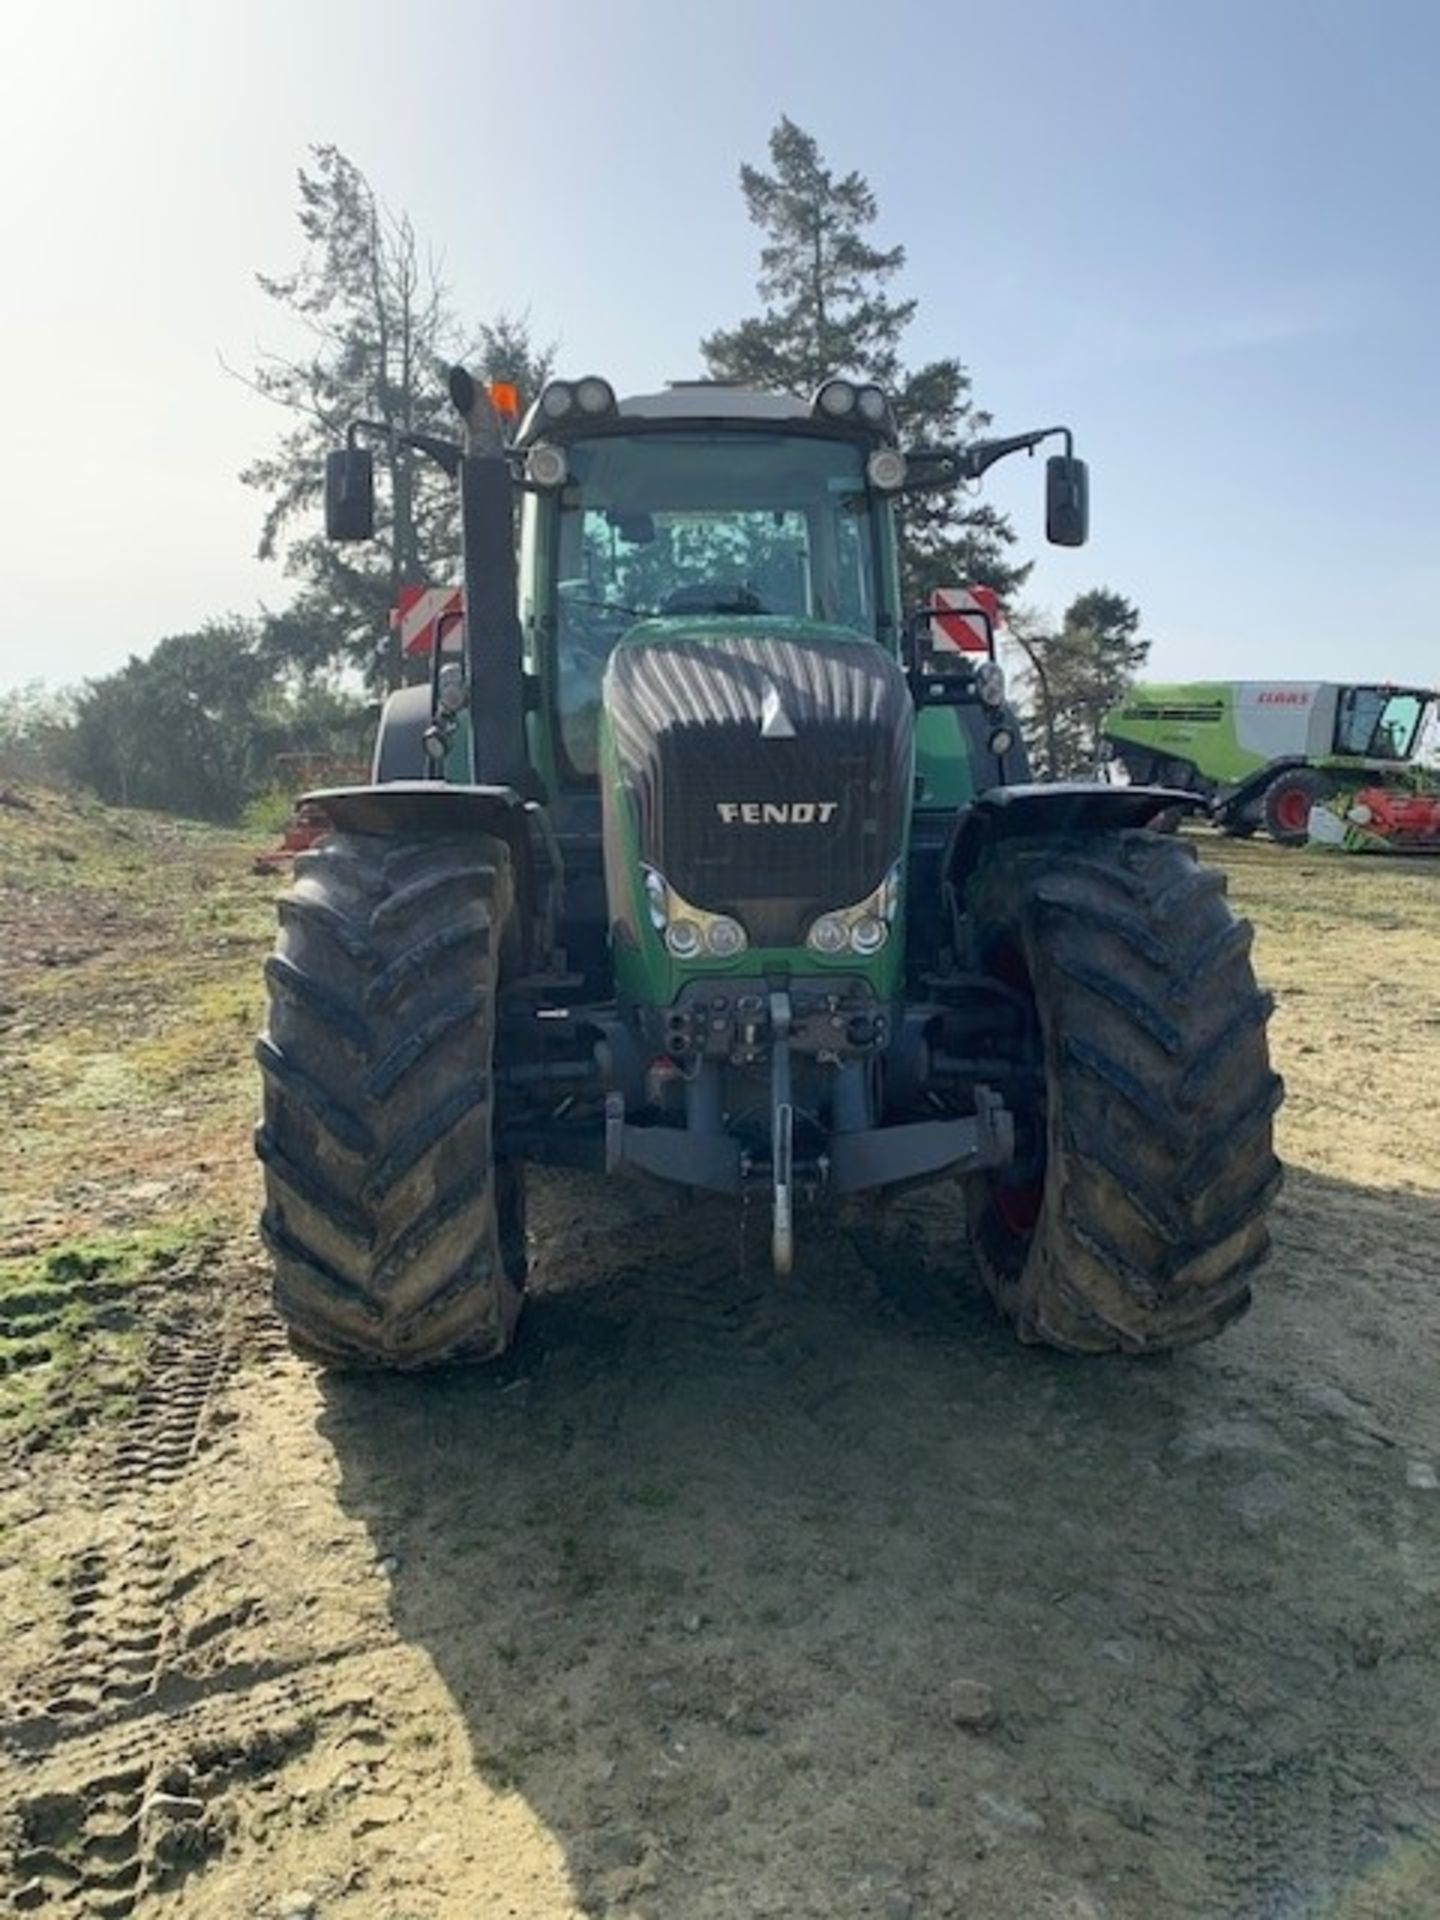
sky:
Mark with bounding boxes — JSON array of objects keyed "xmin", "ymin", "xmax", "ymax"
[{"xmin": 2, "ymin": 0, "xmax": 1437, "ymax": 695}]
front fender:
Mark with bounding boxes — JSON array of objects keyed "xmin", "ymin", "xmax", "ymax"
[
  {"xmin": 944, "ymin": 781, "xmax": 1203, "ymax": 896},
  {"xmin": 303, "ymin": 780, "xmax": 526, "ymax": 838},
  {"xmin": 301, "ymin": 782, "xmax": 562, "ymax": 973}
]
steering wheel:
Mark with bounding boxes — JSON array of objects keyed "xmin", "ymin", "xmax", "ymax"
[{"xmin": 660, "ymin": 582, "xmax": 767, "ymax": 616}]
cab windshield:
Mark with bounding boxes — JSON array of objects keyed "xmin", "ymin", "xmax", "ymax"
[
  {"xmin": 1334, "ymin": 687, "xmax": 1425, "ymax": 761},
  {"xmin": 551, "ymin": 431, "xmax": 882, "ymax": 776}
]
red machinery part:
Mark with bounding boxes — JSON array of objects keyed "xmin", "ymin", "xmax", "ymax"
[
  {"xmin": 1347, "ymin": 786, "xmax": 1440, "ymax": 847},
  {"xmin": 253, "ymin": 803, "xmax": 333, "ymax": 874}
]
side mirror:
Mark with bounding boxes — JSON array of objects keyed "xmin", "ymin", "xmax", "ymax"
[
  {"xmin": 325, "ymin": 447, "xmax": 375, "ymax": 542},
  {"xmin": 1045, "ymin": 454, "xmax": 1089, "ymax": 547}
]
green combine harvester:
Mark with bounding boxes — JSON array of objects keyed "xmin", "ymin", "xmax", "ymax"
[
  {"xmin": 1103, "ymin": 680, "xmax": 1435, "ymax": 844},
  {"xmin": 255, "ymin": 370, "xmax": 1282, "ymax": 1369}
]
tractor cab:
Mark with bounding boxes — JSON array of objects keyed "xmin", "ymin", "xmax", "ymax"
[{"xmin": 512, "ymin": 380, "xmax": 906, "ymax": 788}]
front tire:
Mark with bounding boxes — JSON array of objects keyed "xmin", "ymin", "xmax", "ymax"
[
  {"xmin": 256, "ymin": 831, "xmax": 526, "ymax": 1369},
  {"xmin": 1262, "ymin": 767, "xmax": 1329, "ymax": 845},
  {"xmin": 962, "ymin": 831, "xmax": 1283, "ymax": 1353}
]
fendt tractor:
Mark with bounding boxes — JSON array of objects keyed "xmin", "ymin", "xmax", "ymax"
[
  {"xmin": 1104, "ymin": 680, "xmax": 1437, "ymax": 845},
  {"xmin": 255, "ymin": 370, "xmax": 1283, "ymax": 1369}
]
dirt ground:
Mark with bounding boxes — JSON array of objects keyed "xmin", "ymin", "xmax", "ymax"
[{"xmin": 2, "ymin": 785, "xmax": 1439, "ymax": 1920}]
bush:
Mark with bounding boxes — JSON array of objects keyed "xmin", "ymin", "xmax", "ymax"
[
  {"xmin": 0, "ymin": 683, "xmax": 75, "ymax": 786},
  {"xmin": 53, "ymin": 624, "xmax": 372, "ymax": 823},
  {"xmin": 240, "ymin": 788, "xmax": 299, "ymax": 835}
]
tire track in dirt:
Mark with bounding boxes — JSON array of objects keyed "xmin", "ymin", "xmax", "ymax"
[
  {"xmin": 42, "ymin": 1543, "xmax": 173, "ymax": 1723},
  {"xmin": 103, "ymin": 1325, "xmax": 231, "ymax": 1496},
  {"xmin": 1201, "ymin": 1741, "xmax": 1368, "ymax": 1919},
  {"xmin": 16, "ymin": 1320, "xmax": 235, "ymax": 1733},
  {"xmin": 1, "ymin": 1295, "xmax": 374, "ymax": 1914},
  {"xmin": 1198, "ymin": 1733, "xmax": 1440, "ymax": 1919},
  {"xmin": 7, "ymin": 1668, "xmax": 384, "ymax": 1915}
]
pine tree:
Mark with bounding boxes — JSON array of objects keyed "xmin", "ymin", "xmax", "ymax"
[
  {"xmin": 703, "ymin": 118, "xmax": 1027, "ymax": 604},
  {"xmin": 1014, "ymin": 589, "xmax": 1150, "ymax": 775},
  {"xmin": 237, "ymin": 148, "xmax": 551, "ymax": 687}
]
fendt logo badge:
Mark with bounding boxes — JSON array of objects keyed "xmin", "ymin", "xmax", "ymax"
[{"xmin": 716, "ymin": 802, "xmax": 839, "ymax": 825}]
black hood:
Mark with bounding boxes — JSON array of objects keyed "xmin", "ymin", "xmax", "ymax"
[{"xmin": 603, "ymin": 620, "xmax": 914, "ymax": 946}]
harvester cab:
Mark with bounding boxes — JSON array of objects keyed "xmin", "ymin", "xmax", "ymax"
[{"xmin": 255, "ymin": 368, "xmax": 1282, "ymax": 1369}]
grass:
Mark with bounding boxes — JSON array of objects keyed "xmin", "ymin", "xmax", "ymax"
[
  {"xmin": 128, "ymin": 974, "xmax": 265, "ymax": 1096},
  {"xmin": 0, "ymin": 1220, "xmax": 223, "ymax": 1451},
  {"xmin": 1198, "ymin": 830, "xmax": 1440, "ymax": 1194},
  {"xmin": 240, "ymin": 787, "xmax": 300, "ymax": 836},
  {"xmin": 0, "ymin": 779, "xmax": 275, "ymax": 1251}
]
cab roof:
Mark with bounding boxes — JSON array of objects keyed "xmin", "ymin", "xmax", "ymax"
[
  {"xmin": 514, "ymin": 379, "xmax": 897, "ymax": 447},
  {"xmin": 619, "ymin": 384, "xmax": 811, "ymax": 424}
]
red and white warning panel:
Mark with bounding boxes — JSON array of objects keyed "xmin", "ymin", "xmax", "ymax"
[
  {"xmin": 929, "ymin": 584, "xmax": 1001, "ymax": 654},
  {"xmin": 394, "ymin": 585, "xmax": 464, "ymax": 657},
  {"xmin": 399, "ymin": 582, "xmax": 1001, "ymax": 658}
]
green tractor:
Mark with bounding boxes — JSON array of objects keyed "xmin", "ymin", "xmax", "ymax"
[{"xmin": 256, "ymin": 370, "xmax": 1282, "ymax": 1368}]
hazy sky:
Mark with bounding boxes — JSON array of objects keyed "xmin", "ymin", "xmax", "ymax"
[{"xmin": 3, "ymin": 0, "xmax": 1437, "ymax": 693}]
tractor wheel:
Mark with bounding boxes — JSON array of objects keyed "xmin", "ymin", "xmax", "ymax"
[
  {"xmin": 1147, "ymin": 804, "xmax": 1186, "ymax": 835},
  {"xmin": 255, "ymin": 831, "xmax": 526, "ymax": 1369},
  {"xmin": 962, "ymin": 830, "xmax": 1283, "ymax": 1354},
  {"xmin": 1262, "ymin": 768, "xmax": 1328, "ymax": 845}
]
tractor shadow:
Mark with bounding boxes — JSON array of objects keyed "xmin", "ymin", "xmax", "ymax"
[{"xmin": 317, "ymin": 1166, "xmax": 1440, "ymax": 1920}]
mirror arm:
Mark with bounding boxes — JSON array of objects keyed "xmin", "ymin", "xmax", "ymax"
[
  {"xmin": 346, "ymin": 418, "xmax": 463, "ymax": 478},
  {"xmin": 405, "ymin": 431, "xmax": 463, "ymax": 478},
  {"xmin": 960, "ymin": 426, "xmax": 1072, "ymax": 480}
]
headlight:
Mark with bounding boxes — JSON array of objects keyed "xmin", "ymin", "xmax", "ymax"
[
  {"xmin": 665, "ymin": 920, "xmax": 702, "ymax": 959},
  {"xmin": 705, "ymin": 916, "xmax": 747, "ymax": 957},
  {"xmin": 814, "ymin": 378, "xmax": 858, "ymax": 419},
  {"xmin": 866, "ymin": 448, "xmax": 907, "ymax": 491},
  {"xmin": 808, "ymin": 861, "xmax": 901, "ymax": 959},
  {"xmin": 525, "ymin": 444, "xmax": 568, "ymax": 488},
  {"xmin": 988, "ymin": 726, "xmax": 1014, "ymax": 757},
  {"xmin": 974, "ymin": 660, "xmax": 1007, "ymax": 707},
  {"xmin": 575, "ymin": 376, "xmax": 616, "ymax": 415},
  {"xmin": 856, "ymin": 385, "xmax": 889, "ymax": 424},
  {"xmin": 807, "ymin": 913, "xmax": 849, "ymax": 955},
  {"xmin": 539, "ymin": 381, "xmax": 575, "ymax": 420},
  {"xmin": 849, "ymin": 915, "xmax": 888, "ymax": 955},
  {"xmin": 648, "ymin": 868, "xmax": 749, "ymax": 960}
]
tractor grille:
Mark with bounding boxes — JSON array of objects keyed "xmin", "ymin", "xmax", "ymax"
[{"xmin": 605, "ymin": 630, "xmax": 913, "ymax": 947}]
